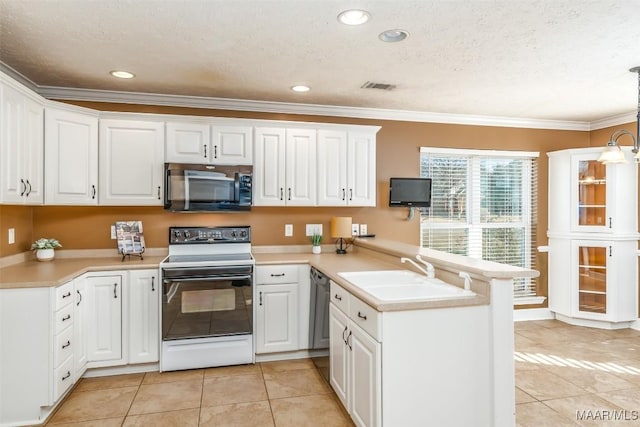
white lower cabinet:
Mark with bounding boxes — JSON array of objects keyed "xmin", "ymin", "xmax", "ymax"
[
  {"xmin": 85, "ymin": 273, "xmax": 123, "ymax": 364},
  {"xmin": 329, "ymin": 293, "xmax": 381, "ymax": 427},
  {"xmin": 255, "ymin": 264, "xmax": 310, "ymax": 354},
  {"xmin": 128, "ymin": 269, "xmax": 160, "ymax": 364},
  {"xmin": 73, "ymin": 277, "xmax": 88, "ymax": 378},
  {"xmin": 256, "ymin": 283, "xmax": 299, "ymax": 353}
]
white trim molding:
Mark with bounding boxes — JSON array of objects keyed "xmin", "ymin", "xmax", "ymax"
[
  {"xmin": 513, "ymin": 308, "xmax": 554, "ymax": 322},
  {"xmin": 514, "ymin": 296, "xmax": 547, "ymax": 306},
  {"xmin": 38, "ymin": 85, "xmax": 592, "ymax": 131}
]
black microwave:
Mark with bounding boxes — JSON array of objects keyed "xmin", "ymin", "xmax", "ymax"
[{"xmin": 164, "ymin": 163, "xmax": 252, "ymax": 212}]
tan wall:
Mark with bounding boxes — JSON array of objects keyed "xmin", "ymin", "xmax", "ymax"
[
  {"xmin": 5, "ymin": 99, "xmax": 635, "ymax": 308},
  {"xmin": 0, "ymin": 205, "xmax": 33, "ymax": 255}
]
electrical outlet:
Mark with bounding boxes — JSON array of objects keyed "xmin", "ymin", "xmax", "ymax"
[
  {"xmin": 352, "ymin": 224, "xmax": 360, "ymax": 236},
  {"xmin": 285, "ymin": 224, "xmax": 293, "ymax": 237},
  {"xmin": 110, "ymin": 225, "xmax": 117, "ymax": 239},
  {"xmin": 305, "ymin": 224, "xmax": 323, "ymax": 236},
  {"xmin": 8, "ymin": 228, "xmax": 15, "ymax": 245},
  {"xmin": 360, "ymin": 224, "xmax": 368, "ymax": 235}
]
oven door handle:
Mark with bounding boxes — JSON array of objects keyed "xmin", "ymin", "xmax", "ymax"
[{"xmin": 163, "ymin": 275, "xmax": 252, "ymax": 283}]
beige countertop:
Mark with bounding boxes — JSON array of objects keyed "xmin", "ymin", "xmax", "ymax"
[
  {"xmin": 1, "ymin": 237, "xmax": 537, "ymax": 311},
  {"xmin": 0, "ymin": 256, "xmax": 165, "ymax": 289}
]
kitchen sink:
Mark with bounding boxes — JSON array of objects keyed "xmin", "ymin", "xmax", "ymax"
[{"xmin": 337, "ymin": 270, "xmax": 475, "ymax": 301}]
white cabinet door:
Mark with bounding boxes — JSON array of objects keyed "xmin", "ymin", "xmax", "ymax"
[
  {"xmin": 256, "ymin": 283, "xmax": 298, "ymax": 353},
  {"xmin": 165, "ymin": 122, "xmax": 210, "ymax": 163},
  {"xmin": 348, "ymin": 132, "xmax": 376, "ymax": 207},
  {"xmin": 254, "ymin": 127, "xmax": 286, "ymax": 205},
  {"xmin": 85, "ymin": 275, "xmax": 122, "ymax": 363},
  {"xmin": 99, "ymin": 119, "xmax": 165, "ymax": 205},
  {"xmin": 317, "ymin": 130, "xmax": 376, "ymax": 207},
  {"xmin": 45, "ymin": 107, "xmax": 99, "ymax": 205},
  {"xmin": 128, "ymin": 269, "xmax": 159, "ymax": 364},
  {"xmin": 73, "ymin": 277, "xmax": 88, "ymax": 377},
  {"xmin": 349, "ymin": 322, "xmax": 381, "ymax": 427},
  {"xmin": 23, "ymin": 96, "xmax": 44, "ymax": 204},
  {"xmin": 329, "ymin": 303, "xmax": 349, "ymax": 409},
  {"xmin": 317, "ymin": 130, "xmax": 348, "ymax": 206},
  {"xmin": 211, "ymin": 125, "xmax": 253, "ymax": 164},
  {"xmin": 0, "ymin": 83, "xmax": 44, "ymax": 205},
  {"xmin": 285, "ymin": 128, "xmax": 316, "ymax": 206}
]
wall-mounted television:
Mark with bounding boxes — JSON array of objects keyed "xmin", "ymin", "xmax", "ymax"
[{"xmin": 389, "ymin": 177, "xmax": 432, "ymax": 208}]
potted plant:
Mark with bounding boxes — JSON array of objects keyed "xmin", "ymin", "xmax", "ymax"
[
  {"xmin": 311, "ymin": 233, "xmax": 322, "ymax": 254},
  {"xmin": 31, "ymin": 238, "xmax": 62, "ymax": 262}
]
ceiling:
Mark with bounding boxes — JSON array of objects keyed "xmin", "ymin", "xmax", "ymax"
[{"xmin": 1, "ymin": 0, "xmax": 640, "ymax": 125}]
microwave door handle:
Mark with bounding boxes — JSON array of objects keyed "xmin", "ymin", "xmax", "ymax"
[{"xmin": 164, "ymin": 169, "xmax": 171, "ymax": 208}]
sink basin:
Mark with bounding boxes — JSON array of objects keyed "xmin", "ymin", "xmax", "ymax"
[{"xmin": 337, "ymin": 270, "xmax": 475, "ymax": 301}]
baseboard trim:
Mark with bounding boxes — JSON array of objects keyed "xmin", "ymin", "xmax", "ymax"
[
  {"xmin": 82, "ymin": 362, "xmax": 159, "ymax": 378},
  {"xmin": 513, "ymin": 308, "xmax": 555, "ymax": 322},
  {"xmin": 255, "ymin": 349, "xmax": 329, "ymax": 363},
  {"xmin": 630, "ymin": 319, "xmax": 640, "ymax": 331}
]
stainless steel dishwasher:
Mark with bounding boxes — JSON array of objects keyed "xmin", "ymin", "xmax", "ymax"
[{"xmin": 309, "ymin": 267, "xmax": 330, "ymax": 350}]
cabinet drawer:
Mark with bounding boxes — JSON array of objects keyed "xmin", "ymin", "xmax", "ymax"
[
  {"xmin": 53, "ymin": 355, "xmax": 74, "ymax": 401},
  {"xmin": 55, "ymin": 281, "xmax": 74, "ymax": 310},
  {"xmin": 349, "ymin": 295, "xmax": 381, "ymax": 342},
  {"xmin": 256, "ymin": 265, "xmax": 299, "ymax": 284},
  {"xmin": 54, "ymin": 326, "xmax": 73, "ymax": 368},
  {"xmin": 55, "ymin": 303, "xmax": 73, "ymax": 334},
  {"xmin": 330, "ymin": 280, "xmax": 349, "ymax": 314}
]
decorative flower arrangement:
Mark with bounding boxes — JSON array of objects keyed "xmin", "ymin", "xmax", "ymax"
[
  {"xmin": 31, "ymin": 238, "xmax": 62, "ymax": 250},
  {"xmin": 311, "ymin": 233, "xmax": 322, "ymax": 246}
]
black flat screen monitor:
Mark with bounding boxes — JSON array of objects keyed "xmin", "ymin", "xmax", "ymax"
[{"xmin": 389, "ymin": 177, "xmax": 432, "ymax": 208}]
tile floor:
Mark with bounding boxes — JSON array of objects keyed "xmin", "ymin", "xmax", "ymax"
[
  {"xmin": 45, "ymin": 357, "xmax": 353, "ymax": 427},
  {"xmin": 44, "ymin": 320, "xmax": 640, "ymax": 426},
  {"xmin": 515, "ymin": 320, "xmax": 640, "ymax": 426}
]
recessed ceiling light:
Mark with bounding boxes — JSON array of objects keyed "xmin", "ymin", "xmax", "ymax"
[
  {"xmin": 291, "ymin": 85, "xmax": 310, "ymax": 93},
  {"xmin": 110, "ymin": 70, "xmax": 135, "ymax": 79},
  {"xmin": 379, "ymin": 29, "xmax": 409, "ymax": 43},
  {"xmin": 337, "ymin": 9, "xmax": 370, "ymax": 26}
]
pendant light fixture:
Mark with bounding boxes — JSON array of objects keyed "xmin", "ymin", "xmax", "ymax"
[{"xmin": 598, "ymin": 66, "xmax": 640, "ymax": 164}]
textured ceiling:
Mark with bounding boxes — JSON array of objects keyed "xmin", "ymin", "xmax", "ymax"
[{"xmin": 1, "ymin": 0, "xmax": 640, "ymax": 123}]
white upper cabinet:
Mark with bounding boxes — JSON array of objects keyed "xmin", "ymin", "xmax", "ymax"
[
  {"xmin": 165, "ymin": 121, "xmax": 210, "ymax": 163},
  {"xmin": 254, "ymin": 127, "xmax": 286, "ymax": 205},
  {"xmin": 45, "ymin": 106, "xmax": 99, "ymax": 205},
  {"xmin": 211, "ymin": 125, "xmax": 253, "ymax": 164},
  {"xmin": 166, "ymin": 122, "xmax": 252, "ymax": 164},
  {"xmin": 99, "ymin": 119, "xmax": 165, "ymax": 205},
  {"xmin": 317, "ymin": 130, "xmax": 376, "ymax": 206},
  {"xmin": 548, "ymin": 147, "xmax": 638, "ymax": 235},
  {"xmin": 254, "ymin": 127, "xmax": 316, "ymax": 206},
  {"xmin": 0, "ymin": 81, "xmax": 44, "ymax": 205}
]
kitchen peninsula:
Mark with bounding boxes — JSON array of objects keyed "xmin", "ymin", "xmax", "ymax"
[{"xmin": 0, "ymin": 237, "xmax": 537, "ymax": 427}]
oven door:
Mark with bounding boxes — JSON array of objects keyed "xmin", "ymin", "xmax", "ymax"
[{"xmin": 161, "ymin": 265, "xmax": 253, "ymax": 341}]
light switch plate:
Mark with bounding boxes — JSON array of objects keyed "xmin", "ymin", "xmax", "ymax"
[
  {"xmin": 360, "ymin": 224, "xmax": 368, "ymax": 235},
  {"xmin": 352, "ymin": 224, "xmax": 360, "ymax": 236},
  {"xmin": 8, "ymin": 228, "xmax": 15, "ymax": 245},
  {"xmin": 285, "ymin": 224, "xmax": 293, "ymax": 237},
  {"xmin": 110, "ymin": 225, "xmax": 117, "ymax": 239}
]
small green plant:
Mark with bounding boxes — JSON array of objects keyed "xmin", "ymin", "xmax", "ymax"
[
  {"xmin": 311, "ymin": 233, "xmax": 322, "ymax": 246},
  {"xmin": 31, "ymin": 238, "xmax": 62, "ymax": 250}
]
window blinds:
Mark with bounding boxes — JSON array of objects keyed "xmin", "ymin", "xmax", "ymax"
[{"xmin": 420, "ymin": 148, "xmax": 538, "ymax": 300}]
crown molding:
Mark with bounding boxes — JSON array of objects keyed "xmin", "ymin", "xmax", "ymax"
[
  {"xmin": 589, "ymin": 112, "xmax": 637, "ymax": 130},
  {"xmin": 38, "ymin": 85, "xmax": 592, "ymax": 131},
  {"xmin": 0, "ymin": 63, "xmax": 38, "ymax": 92}
]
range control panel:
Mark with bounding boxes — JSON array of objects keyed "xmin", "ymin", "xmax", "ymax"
[{"xmin": 169, "ymin": 226, "xmax": 251, "ymax": 244}]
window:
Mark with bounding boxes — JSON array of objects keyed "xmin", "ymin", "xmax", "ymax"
[{"xmin": 420, "ymin": 147, "xmax": 542, "ymax": 304}]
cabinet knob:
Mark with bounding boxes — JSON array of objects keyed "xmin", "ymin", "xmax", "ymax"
[
  {"xmin": 76, "ymin": 290, "xmax": 82, "ymax": 306},
  {"xmin": 357, "ymin": 311, "xmax": 367, "ymax": 320},
  {"xmin": 113, "ymin": 283, "xmax": 118, "ymax": 299},
  {"xmin": 259, "ymin": 291, "xmax": 263, "ymax": 306},
  {"xmin": 62, "ymin": 340, "xmax": 71, "ymax": 349},
  {"xmin": 151, "ymin": 276, "xmax": 155, "ymax": 291},
  {"xmin": 280, "ymin": 188, "xmax": 284, "ymax": 200},
  {"xmin": 349, "ymin": 188, "xmax": 353, "ymax": 201},
  {"xmin": 214, "ymin": 145, "xmax": 218, "ymax": 159},
  {"xmin": 62, "ymin": 314, "xmax": 71, "ymax": 322},
  {"xmin": 270, "ymin": 273, "xmax": 285, "ymax": 277},
  {"xmin": 91, "ymin": 185, "xmax": 96, "ymax": 199},
  {"xmin": 25, "ymin": 180, "xmax": 32, "ymax": 196},
  {"xmin": 62, "ymin": 371, "xmax": 71, "ymax": 381},
  {"xmin": 334, "ymin": 294, "xmax": 342, "ymax": 301},
  {"xmin": 204, "ymin": 145, "xmax": 207, "ymax": 158},
  {"xmin": 157, "ymin": 186, "xmax": 161, "ymax": 200},
  {"xmin": 62, "ymin": 292, "xmax": 71, "ymax": 299},
  {"xmin": 20, "ymin": 179, "xmax": 26, "ymax": 197}
]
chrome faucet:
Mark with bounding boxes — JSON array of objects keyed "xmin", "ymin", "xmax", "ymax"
[{"xmin": 401, "ymin": 255, "xmax": 435, "ymax": 279}]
